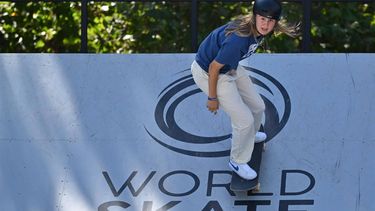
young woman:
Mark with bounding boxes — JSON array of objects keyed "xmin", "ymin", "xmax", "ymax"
[{"xmin": 191, "ymin": 0, "xmax": 298, "ymax": 180}]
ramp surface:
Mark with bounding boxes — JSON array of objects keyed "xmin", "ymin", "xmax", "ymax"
[{"xmin": 0, "ymin": 54, "xmax": 374, "ymax": 211}]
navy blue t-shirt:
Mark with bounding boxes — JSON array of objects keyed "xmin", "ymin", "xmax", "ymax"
[{"xmin": 195, "ymin": 24, "xmax": 262, "ymax": 74}]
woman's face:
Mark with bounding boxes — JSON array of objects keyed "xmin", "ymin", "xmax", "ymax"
[{"xmin": 255, "ymin": 14, "xmax": 277, "ymax": 36}]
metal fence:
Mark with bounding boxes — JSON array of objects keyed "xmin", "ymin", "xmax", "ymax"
[{"xmin": 4, "ymin": 0, "xmax": 375, "ymax": 53}]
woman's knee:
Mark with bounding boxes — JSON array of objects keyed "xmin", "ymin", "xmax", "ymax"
[{"xmin": 253, "ymin": 100, "xmax": 266, "ymax": 114}]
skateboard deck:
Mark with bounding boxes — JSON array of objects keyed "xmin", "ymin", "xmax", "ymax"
[{"xmin": 230, "ymin": 141, "xmax": 264, "ymax": 192}]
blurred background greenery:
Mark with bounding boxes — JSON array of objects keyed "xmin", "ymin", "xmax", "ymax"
[{"xmin": 0, "ymin": 1, "xmax": 374, "ymax": 53}]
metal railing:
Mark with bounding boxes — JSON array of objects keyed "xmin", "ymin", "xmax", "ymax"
[{"xmin": 4, "ymin": 0, "xmax": 375, "ymax": 53}]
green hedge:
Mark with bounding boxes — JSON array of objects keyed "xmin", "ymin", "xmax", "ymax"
[{"xmin": 0, "ymin": 2, "xmax": 374, "ymax": 53}]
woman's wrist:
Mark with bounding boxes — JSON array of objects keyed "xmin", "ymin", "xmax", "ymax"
[{"xmin": 208, "ymin": 96, "xmax": 218, "ymax": 101}]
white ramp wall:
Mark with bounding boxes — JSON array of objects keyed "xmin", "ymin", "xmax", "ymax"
[{"xmin": 0, "ymin": 54, "xmax": 374, "ymax": 211}]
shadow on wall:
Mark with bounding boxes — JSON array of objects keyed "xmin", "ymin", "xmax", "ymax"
[{"xmin": 0, "ymin": 54, "xmax": 160, "ymax": 210}]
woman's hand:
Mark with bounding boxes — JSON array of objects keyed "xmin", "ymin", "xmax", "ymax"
[{"xmin": 207, "ymin": 98, "xmax": 219, "ymax": 114}]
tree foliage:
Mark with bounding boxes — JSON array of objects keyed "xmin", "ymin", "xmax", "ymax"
[
  {"xmin": 311, "ymin": 2, "xmax": 375, "ymax": 52},
  {"xmin": 0, "ymin": 2, "xmax": 80, "ymax": 52},
  {"xmin": 0, "ymin": 1, "xmax": 374, "ymax": 53}
]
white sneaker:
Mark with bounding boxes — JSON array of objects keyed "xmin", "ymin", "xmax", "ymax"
[
  {"xmin": 229, "ymin": 160, "xmax": 257, "ymax": 180},
  {"xmin": 255, "ymin": 132, "xmax": 267, "ymax": 143}
]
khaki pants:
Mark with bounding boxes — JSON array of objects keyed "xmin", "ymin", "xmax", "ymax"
[{"xmin": 191, "ymin": 60, "xmax": 265, "ymax": 163}]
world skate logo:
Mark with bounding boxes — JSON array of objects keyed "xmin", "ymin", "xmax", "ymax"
[{"xmin": 145, "ymin": 67, "xmax": 291, "ymax": 157}]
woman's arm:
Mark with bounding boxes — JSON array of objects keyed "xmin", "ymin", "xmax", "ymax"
[{"xmin": 207, "ymin": 60, "xmax": 224, "ymax": 113}]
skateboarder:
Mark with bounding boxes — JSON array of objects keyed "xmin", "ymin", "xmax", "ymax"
[{"xmin": 191, "ymin": 0, "xmax": 298, "ymax": 180}]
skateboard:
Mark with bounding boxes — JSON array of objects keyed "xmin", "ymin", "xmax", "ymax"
[{"xmin": 230, "ymin": 141, "xmax": 264, "ymax": 192}]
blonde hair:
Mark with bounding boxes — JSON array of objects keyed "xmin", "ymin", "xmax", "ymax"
[
  {"xmin": 274, "ymin": 19, "xmax": 300, "ymax": 38},
  {"xmin": 225, "ymin": 13, "xmax": 299, "ymax": 38}
]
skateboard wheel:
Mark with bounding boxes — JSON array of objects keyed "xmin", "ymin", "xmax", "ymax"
[{"xmin": 252, "ymin": 183, "xmax": 261, "ymax": 193}]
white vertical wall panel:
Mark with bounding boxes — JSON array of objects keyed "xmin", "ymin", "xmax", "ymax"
[{"xmin": 0, "ymin": 54, "xmax": 374, "ymax": 211}]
